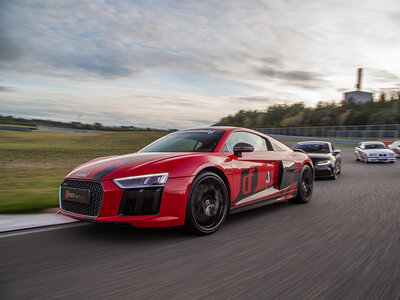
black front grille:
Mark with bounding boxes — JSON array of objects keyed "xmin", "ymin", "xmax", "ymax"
[
  {"xmin": 315, "ymin": 169, "xmax": 332, "ymax": 177},
  {"xmin": 60, "ymin": 180, "xmax": 104, "ymax": 217},
  {"xmin": 119, "ymin": 188, "xmax": 163, "ymax": 216}
]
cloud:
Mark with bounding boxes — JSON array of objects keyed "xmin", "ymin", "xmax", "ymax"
[
  {"xmin": 0, "ymin": 86, "xmax": 15, "ymax": 92},
  {"xmin": 369, "ymin": 69, "xmax": 400, "ymax": 82},
  {"xmin": 0, "ymin": 33, "xmax": 23, "ymax": 62},
  {"xmin": 0, "ymin": 0, "xmax": 400, "ymax": 128},
  {"xmin": 256, "ymin": 67, "xmax": 328, "ymax": 89}
]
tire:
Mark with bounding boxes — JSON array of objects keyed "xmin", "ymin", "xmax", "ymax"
[
  {"xmin": 289, "ymin": 165, "xmax": 313, "ymax": 204},
  {"xmin": 336, "ymin": 161, "xmax": 341, "ymax": 174},
  {"xmin": 184, "ymin": 172, "xmax": 229, "ymax": 235},
  {"xmin": 331, "ymin": 169, "xmax": 338, "ymax": 180},
  {"xmin": 331, "ymin": 161, "xmax": 340, "ymax": 179}
]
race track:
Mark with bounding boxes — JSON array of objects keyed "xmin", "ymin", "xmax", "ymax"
[{"xmin": 1, "ymin": 146, "xmax": 400, "ymax": 299}]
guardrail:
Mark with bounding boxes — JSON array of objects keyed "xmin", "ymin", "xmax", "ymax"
[
  {"xmin": 265, "ymin": 134, "xmax": 367, "ymax": 147},
  {"xmin": 256, "ymin": 124, "xmax": 400, "ymax": 139}
]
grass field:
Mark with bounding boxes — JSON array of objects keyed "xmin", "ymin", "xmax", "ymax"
[{"xmin": 0, "ymin": 130, "xmax": 167, "ymax": 213}]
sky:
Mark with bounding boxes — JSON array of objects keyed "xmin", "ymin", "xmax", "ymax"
[{"xmin": 1, "ymin": 0, "xmax": 400, "ymax": 129}]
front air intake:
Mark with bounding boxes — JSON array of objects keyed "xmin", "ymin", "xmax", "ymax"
[{"xmin": 118, "ymin": 187, "xmax": 163, "ymax": 216}]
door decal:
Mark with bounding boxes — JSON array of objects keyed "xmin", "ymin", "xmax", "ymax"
[
  {"xmin": 233, "ymin": 167, "xmax": 259, "ymax": 204},
  {"xmin": 266, "ymin": 171, "xmax": 271, "ymax": 184},
  {"xmin": 242, "ymin": 168, "xmax": 256, "ymax": 195}
]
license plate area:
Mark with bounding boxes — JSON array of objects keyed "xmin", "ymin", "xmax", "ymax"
[{"xmin": 61, "ymin": 187, "xmax": 90, "ymax": 204}]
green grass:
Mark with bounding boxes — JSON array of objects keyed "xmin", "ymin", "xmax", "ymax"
[{"xmin": 0, "ymin": 130, "xmax": 166, "ymax": 213}]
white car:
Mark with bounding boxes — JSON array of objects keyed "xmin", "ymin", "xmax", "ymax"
[
  {"xmin": 388, "ymin": 140, "xmax": 400, "ymax": 157},
  {"xmin": 355, "ymin": 141, "xmax": 396, "ymax": 163}
]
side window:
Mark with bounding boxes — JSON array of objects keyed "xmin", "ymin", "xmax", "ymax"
[
  {"xmin": 224, "ymin": 132, "xmax": 268, "ymax": 152},
  {"xmin": 269, "ymin": 138, "xmax": 286, "ymax": 151},
  {"xmin": 357, "ymin": 143, "xmax": 362, "ymax": 148}
]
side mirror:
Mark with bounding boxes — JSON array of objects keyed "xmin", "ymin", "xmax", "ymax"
[
  {"xmin": 333, "ymin": 149, "xmax": 341, "ymax": 155},
  {"xmin": 233, "ymin": 142, "xmax": 254, "ymax": 157}
]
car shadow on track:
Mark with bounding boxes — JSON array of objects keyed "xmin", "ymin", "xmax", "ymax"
[{"xmin": 69, "ymin": 201, "xmax": 296, "ymax": 242}]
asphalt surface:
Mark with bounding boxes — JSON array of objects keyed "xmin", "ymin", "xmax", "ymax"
[{"xmin": 1, "ymin": 146, "xmax": 400, "ymax": 299}]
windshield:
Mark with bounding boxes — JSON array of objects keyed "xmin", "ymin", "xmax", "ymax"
[
  {"xmin": 365, "ymin": 144, "xmax": 386, "ymax": 149},
  {"xmin": 140, "ymin": 129, "xmax": 226, "ymax": 152},
  {"xmin": 294, "ymin": 143, "xmax": 331, "ymax": 153}
]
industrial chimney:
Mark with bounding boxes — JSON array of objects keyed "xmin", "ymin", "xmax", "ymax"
[
  {"xmin": 356, "ymin": 68, "xmax": 362, "ymax": 91},
  {"xmin": 344, "ymin": 68, "xmax": 372, "ymax": 104}
]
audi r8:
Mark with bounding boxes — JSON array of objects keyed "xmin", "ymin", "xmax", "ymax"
[
  {"xmin": 59, "ymin": 127, "xmax": 314, "ymax": 235},
  {"xmin": 355, "ymin": 141, "xmax": 396, "ymax": 163},
  {"xmin": 293, "ymin": 141, "xmax": 341, "ymax": 179}
]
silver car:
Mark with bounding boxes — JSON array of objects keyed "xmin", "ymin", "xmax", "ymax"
[
  {"xmin": 388, "ymin": 140, "xmax": 400, "ymax": 156},
  {"xmin": 355, "ymin": 142, "xmax": 396, "ymax": 163}
]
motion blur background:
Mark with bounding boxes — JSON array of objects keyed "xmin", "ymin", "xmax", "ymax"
[{"xmin": 1, "ymin": 1, "xmax": 400, "ymax": 298}]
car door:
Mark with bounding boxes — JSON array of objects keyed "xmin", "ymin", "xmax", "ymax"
[{"xmin": 222, "ymin": 131, "xmax": 285, "ymax": 208}]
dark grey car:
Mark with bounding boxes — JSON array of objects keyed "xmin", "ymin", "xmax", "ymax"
[{"xmin": 293, "ymin": 141, "xmax": 341, "ymax": 180}]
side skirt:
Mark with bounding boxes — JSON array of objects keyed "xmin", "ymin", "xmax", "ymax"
[{"xmin": 229, "ymin": 189, "xmax": 297, "ymax": 215}]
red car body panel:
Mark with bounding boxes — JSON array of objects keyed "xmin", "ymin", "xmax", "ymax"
[{"xmin": 59, "ymin": 127, "xmax": 313, "ymax": 228}]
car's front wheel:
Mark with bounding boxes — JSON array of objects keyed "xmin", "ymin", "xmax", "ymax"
[
  {"xmin": 331, "ymin": 161, "xmax": 340, "ymax": 179},
  {"xmin": 184, "ymin": 172, "xmax": 229, "ymax": 235}
]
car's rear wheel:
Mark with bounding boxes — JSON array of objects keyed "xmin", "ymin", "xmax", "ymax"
[
  {"xmin": 289, "ymin": 165, "xmax": 313, "ymax": 204},
  {"xmin": 184, "ymin": 172, "xmax": 229, "ymax": 235}
]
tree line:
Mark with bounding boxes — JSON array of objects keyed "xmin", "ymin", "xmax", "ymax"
[
  {"xmin": 215, "ymin": 93, "xmax": 400, "ymax": 128},
  {"xmin": 0, "ymin": 115, "xmax": 162, "ymax": 131}
]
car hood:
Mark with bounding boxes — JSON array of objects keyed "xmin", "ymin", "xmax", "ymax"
[
  {"xmin": 66, "ymin": 152, "xmax": 210, "ymax": 181},
  {"xmin": 305, "ymin": 153, "xmax": 332, "ymax": 160},
  {"xmin": 363, "ymin": 149, "xmax": 394, "ymax": 155}
]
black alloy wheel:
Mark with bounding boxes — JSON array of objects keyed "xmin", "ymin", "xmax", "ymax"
[
  {"xmin": 336, "ymin": 161, "xmax": 341, "ymax": 174},
  {"xmin": 331, "ymin": 162, "xmax": 339, "ymax": 180},
  {"xmin": 289, "ymin": 165, "xmax": 313, "ymax": 204},
  {"xmin": 185, "ymin": 172, "xmax": 229, "ymax": 235}
]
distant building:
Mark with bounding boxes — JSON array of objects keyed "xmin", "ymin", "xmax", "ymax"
[
  {"xmin": 343, "ymin": 68, "xmax": 373, "ymax": 104},
  {"xmin": 344, "ymin": 91, "xmax": 373, "ymax": 104}
]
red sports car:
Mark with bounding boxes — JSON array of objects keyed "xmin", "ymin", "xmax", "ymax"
[{"xmin": 59, "ymin": 127, "xmax": 314, "ymax": 235}]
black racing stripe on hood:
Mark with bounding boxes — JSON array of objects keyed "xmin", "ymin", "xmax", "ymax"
[
  {"xmin": 120, "ymin": 154, "xmax": 158, "ymax": 165},
  {"xmin": 91, "ymin": 154, "xmax": 159, "ymax": 181},
  {"xmin": 92, "ymin": 166, "xmax": 119, "ymax": 181}
]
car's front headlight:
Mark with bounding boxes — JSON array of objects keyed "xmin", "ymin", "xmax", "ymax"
[
  {"xmin": 317, "ymin": 160, "xmax": 331, "ymax": 166},
  {"xmin": 113, "ymin": 173, "xmax": 169, "ymax": 189}
]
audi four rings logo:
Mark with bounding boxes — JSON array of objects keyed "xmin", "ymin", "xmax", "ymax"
[{"xmin": 77, "ymin": 172, "xmax": 90, "ymax": 177}]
